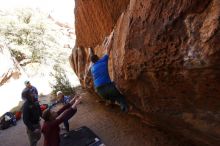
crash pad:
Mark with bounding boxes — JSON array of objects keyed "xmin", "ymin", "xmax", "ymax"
[{"xmin": 60, "ymin": 126, "xmax": 105, "ymax": 146}]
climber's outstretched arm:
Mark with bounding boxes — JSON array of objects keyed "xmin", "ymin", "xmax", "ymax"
[
  {"xmin": 105, "ymin": 31, "xmax": 114, "ymax": 55},
  {"xmin": 89, "ymin": 47, "xmax": 95, "ymax": 57}
]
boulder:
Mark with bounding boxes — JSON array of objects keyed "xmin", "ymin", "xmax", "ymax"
[{"xmin": 70, "ymin": 0, "xmax": 220, "ymax": 145}]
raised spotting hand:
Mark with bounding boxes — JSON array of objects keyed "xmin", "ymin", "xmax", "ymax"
[{"xmin": 71, "ymin": 96, "xmax": 82, "ymax": 109}]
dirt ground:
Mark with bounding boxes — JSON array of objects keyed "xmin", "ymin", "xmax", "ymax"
[{"xmin": 0, "ymin": 90, "xmax": 185, "ymax": 146}]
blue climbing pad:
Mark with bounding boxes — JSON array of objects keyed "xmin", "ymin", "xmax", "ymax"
[{"xmin": 60, "ymin": 126, "xmax": 105, "ymax": 146}]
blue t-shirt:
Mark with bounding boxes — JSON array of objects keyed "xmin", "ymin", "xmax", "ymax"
[
  {"xmin": 49, "ymin": 95, "xmax": 70, "ymax": 109},
  {"xmin": 61, "ymin": 96, "xmax": 70, "ymax": 104},
  {"xmin": 91, "ymin": 54, "xmax": 111, "ymax": 88}
]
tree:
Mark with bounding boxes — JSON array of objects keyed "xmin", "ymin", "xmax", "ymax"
[
  {"xmin": 0, "ymin": 8, "xmax": 65, "ymax": 63},
  {"xmin": 50, "ymin": 64, "xmax": 75, "ymax": 96}
]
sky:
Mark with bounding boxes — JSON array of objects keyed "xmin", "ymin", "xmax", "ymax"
[{"xmin": 0, "ymin": 0, "xmax": 75, "ymax": 26}]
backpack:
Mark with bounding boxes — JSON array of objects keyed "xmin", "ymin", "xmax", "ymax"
[
  {"xmin": 5, "ymin": 112, "xmax": 16, "ymax": 126},
  {"xmin": 0, "ymin": 112, "xmax": 16, "ymax": 130},
  {"xmin": 0, "ymin": 117, "xmax": 11, "ymax": 130}
]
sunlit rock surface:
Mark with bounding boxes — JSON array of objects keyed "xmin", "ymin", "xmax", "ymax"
[
  {"xmin": 0, "ymin": 44, "xmax": 27, "ymax": 116},
  {"xmin": 70, "ymin": 0, "xmax": 220, "ymax": 145}
]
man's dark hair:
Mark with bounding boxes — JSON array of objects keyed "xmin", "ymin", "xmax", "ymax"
[{"xmin": 90, "ymin": 55, "xmax": 99, "ymax": 63}]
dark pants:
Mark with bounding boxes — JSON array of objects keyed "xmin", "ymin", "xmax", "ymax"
[
  {"xmin": 63, "ymin": 119, "xmax": 69, "ymax": 132},
  {"xmin": 63, "ymin": 108, "xmax": 77, "ymax": 132},
  {"xmin": 96, "ymin": 82, "xmax": 128, "ymax": 112},
  {"xmin": 26, "ymin": 124, "xmax": 41, "ymax": 146}
]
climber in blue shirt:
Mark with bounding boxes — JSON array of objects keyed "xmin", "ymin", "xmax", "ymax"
[
  {"xmin": 88, "ymin": 31, "xmax": 128, "ymax": 112},
  {"xmin": 91, "ymin": 54, "xmax": 111, "ymax": 87}
]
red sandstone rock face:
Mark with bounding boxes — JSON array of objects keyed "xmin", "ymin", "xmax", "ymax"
[{"xmin": 70, "ymin": 0, "xmax": 220, "ymax": 145}]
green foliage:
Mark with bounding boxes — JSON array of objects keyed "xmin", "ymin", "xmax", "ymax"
[
  {"xmin": 0, "ymin": 8, "xmax": 64, "ymax": 63},
  {"xmin": 10, "ymin": 49, "xmax": 26, "ymax": 62},
  {"xmin": 50, "ymin": 64, "xmax": 75, "ymax": 96}
]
